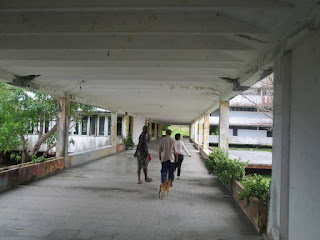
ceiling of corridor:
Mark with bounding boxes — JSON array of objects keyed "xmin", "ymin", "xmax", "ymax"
[{"xmin": 0, "ymin": 0, "xmax": 318, "ymax": 124}]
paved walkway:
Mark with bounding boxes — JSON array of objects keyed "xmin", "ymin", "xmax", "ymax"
[{"xmin": 0, "ymin": 140, "xmax": 263, "ymax": 240}]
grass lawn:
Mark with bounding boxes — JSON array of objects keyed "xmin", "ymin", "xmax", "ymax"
[
  {"xmin": 163, "ymin": 125, "xmax": 189, "ymax": 138},
  {"xmin": 262, "ymin": 175, "xmax": 272, "ymax": 184}
]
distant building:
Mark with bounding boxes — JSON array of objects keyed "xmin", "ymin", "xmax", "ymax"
[{"xmin": 210, "ymin": 77, "xmax": 273, "ymax": 146}]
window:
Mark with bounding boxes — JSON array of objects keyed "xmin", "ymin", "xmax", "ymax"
[
  {"xmin": 90, "ymin": 116, "xmax": 97, "ymax": 136},
  {"xmin": 108, "ymin": 116, "xmax": 111, "ymax": 135},
  {"xmin": 73, "ymin": 122, "xmax": 79, "ymax": 135},
  {"xmin": 267, "ymin": 131, "xmax": 273, "ymax": 137},
  {"xmin": 230, "ymin": 107, "xmax": 257, "ymax": 112},
  {"xmin": 81, "ymin": 117, "xmax": 88, "ymax": 135},
  {"xmin": 128, "ymin": 116, "xmax": 132, "ymax": 135},
  {"xmin": 99, "ymin": 116, "xmax": 105, "ymax": 136},
  {"xmin": 44, "ymin": 119, "xmax": 50, "ymax": 133},
  {"xmin": 233, "ymin": 128, "xmax": 238, "ymax": 136},
  {"xmin": 117, "ymin": 116, "xmax": 122, "ymax": 135},
  {"xmin": 230, "ymin": 126, "xmax": 257, "ymax": 130}
]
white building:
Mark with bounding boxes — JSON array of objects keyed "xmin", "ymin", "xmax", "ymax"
[{"xmin": 209, "ymin": 79, "xmax": 273, "ymax": 146}]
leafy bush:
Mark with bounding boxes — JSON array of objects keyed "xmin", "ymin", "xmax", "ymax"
[
  {"xmin": 204, "ymin": 148, "xmax": 247, "ymax": 185},
  {"xmin": 31, "ymin": 156, "xmax": 46, "ymax": 164},
  {"xmin": 124, "ymin": 133, "xmax": 135, "ymax": 148},
  {"xmin": 238, "ymin": 174, "xmax": 270, "ymax": 205}
]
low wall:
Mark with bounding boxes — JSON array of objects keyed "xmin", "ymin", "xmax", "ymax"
[
  {"xmin": 66, "ymin": 145, "xmax": 117, "ymax": 168},
  {"xmin": 191, "ymin": 138, "xmax": 268, "ymax": 234},
  {"xmin": 0, "ymin": 157, "xmax": 64, "ymax": 192},
  {"xmin": 209, "ymin": 135, "xmax": 273, "ymax": 146},
  {"xmin": 232, "ymin": 180, "xmax": 268, "ymax": 233}
]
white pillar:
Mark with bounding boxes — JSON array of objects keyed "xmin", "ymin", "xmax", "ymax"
[
  {"xmin": 203, "ymin": 114, "xmax": 210, "ymax": 151},
  {"xmin": 110, "ymin": 112, "xmax": 117, "ymax": 146},
  {"xmin": 198, "ymin": 117, "xmax": 203, "ymax": 147},
  {"xmin": 268, "ymin": 53, "xmax": 291, "ymax": 240},
  {"xmin": 218, "ymin": 101, "xmax": 229, "ymax": 151},
  {"xmin": 56, "ymin": 97, "xmax": 70, "ymax": 158}
]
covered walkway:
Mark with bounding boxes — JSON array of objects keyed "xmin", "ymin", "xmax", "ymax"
[{"xmin": 0, "ymin": 140, "xmax": 262, "ymax": 240}]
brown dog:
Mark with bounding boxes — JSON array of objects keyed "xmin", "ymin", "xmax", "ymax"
[{"xmin": 158, "ymin": 179, "xmax": 171, "ymax": 199}]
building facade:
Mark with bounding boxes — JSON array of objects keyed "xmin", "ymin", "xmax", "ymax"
[{"xmin": 209, "ymin": 78, "xmax": 273, "ymax": 146}]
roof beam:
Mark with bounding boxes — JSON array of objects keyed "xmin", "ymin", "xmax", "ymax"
[{"xmin": 0, "ymin": 0, "xmax": 294, "ymax": 12}]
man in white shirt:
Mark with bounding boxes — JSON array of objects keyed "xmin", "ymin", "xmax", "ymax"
[
  {"xmin": 159, "ymin": 129, "xmax": 177, "ymax": 186},
  {"xmin": 174, "ymin": 133, "xmax": 191, "ymax": 178}
]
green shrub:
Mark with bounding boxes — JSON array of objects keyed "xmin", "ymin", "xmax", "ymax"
[
  {"xmin": 124, "ymin": 133, "xmax": 135, "ymax": 148},
  {"xmin": 204, "ymin": 149, "xmax": 247, "ymax": 185},
  {"xmin": 31, "ymin": 156, "xmax": 46, "ymax": 164},
  {"xmin": 238, "ymin": 174, "xmax": 270, "ymax": 205}
]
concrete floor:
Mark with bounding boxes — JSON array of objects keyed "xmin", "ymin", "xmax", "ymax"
[{"xmin": 0, "ymin": 140, "xmax": 263, "ymax": 240}]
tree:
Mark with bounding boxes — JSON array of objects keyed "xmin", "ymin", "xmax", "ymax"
[
  {"xmin": 0, "ymin": 82, "xmax": 95, "ymax": 163},
  {"xmin": 240, "ymin": 74, "xmax": 273, "ymax": 129}
]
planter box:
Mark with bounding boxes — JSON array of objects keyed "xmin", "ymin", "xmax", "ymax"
[
  {"xmin": 0, "ymin": 157, "xmax": 64, "ymax": 192},
  {"xmin": 116, "ymin": 145, "xmax": 126, "ymax": 152},
  {"xmin": 232, "ymin": 180, "xmax": 268, "ymax": 233}
]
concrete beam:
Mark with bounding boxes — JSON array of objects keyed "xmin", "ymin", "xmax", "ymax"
[
  {"xmin": 0, "ymin": 49, "xmax": 254, "ymax": 63},
  {"xmin": 56, "ymin": 97, "xmax": 70, "ymax": 158},
  {"xmin": 218, "ymin": 101, "xmax": 229, "ymax": 151},
  {"xmin": 0, "ymin": 0, "xmax": 294, "ymax": 12},
  {"xmin": 0, "ymin": 34, "xmax": 256, "ymax": 51},
  {"xmin": 0, "ymin": 13, "xmax": 266, "ymax": 34}
]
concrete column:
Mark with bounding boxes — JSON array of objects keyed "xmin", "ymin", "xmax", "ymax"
[
  {"xmin": 148, "ymin": 121, "xmax": 152, "ymax": 137},
  {"xmin": 195, "ymin": 121, "xmax": 199, "ymax": 143},
  {"xmin": 130, "ymin": 116, "xmax": 134, "ymax": 136},
  {"xmin": 192, "ymin": 122, "xmax": 195, "ymax": 140},
  {"xmin": 218, "ymin": 101, "xmax": 229, "ymax": 151},
  {"xmin": 123, "ymin": 114, "xmax": 130, "ymax": 138},
  {"xmin": 203, "ymin": 114, "xmax": 210, "ymax": 151},
  {"xmin": 198, "ymin": 117, "xmax": 203, "ymax": 147},
  {"xmin": 158, "ymin": 123, "xmax": 163, "ymax": 138},
  {"xmin": 110, "ymin": 112, "xmax": 117, "ymax": 146},
  {"xmin": 154, "ymin": 123, "xmax": 158, "ymax": 139},
  {"xmin": 56, "ymin": 97, "xmax": 70, "ymax": 158}
]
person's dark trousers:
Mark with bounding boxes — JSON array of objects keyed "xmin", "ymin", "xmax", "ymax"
[
  {"xmin": 161, "ymin": 160, "xmax": 174, "ymax": 183},
  {"xmin": 175, "ymin": 154, "xmax": 184, "ymax": 176}
]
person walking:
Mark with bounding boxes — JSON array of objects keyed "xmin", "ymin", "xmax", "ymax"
[
  {"xmin": 159, "ymin": 129, "xmax": 177, "ymax": 186},
  {"xmin": 174, "ymin": 133, "xmax": 191, "ymax": 178},
  {"xmin": 134, "ymin": 126, "xmax": 153, "ymax": 184}
]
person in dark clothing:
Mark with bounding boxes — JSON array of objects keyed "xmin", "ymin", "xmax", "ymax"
[{"xmin": 134, "ymin": 126, "xmax": 153, "ymax": 184}]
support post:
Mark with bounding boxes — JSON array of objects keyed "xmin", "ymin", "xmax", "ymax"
[
  {"xmin": 198, "ymin": 117, "xmax": 203, "ymax": 147},
  {"xmin": 111, "ymin": 112, "xmax": 117, "ymax": 146},
  {"xmin": 158, "ymin": 123, "xmax": 163, "ymax": 138},
  {"xmin": 218, "ymin": 101, "xmax": 229, "ymax": 151},
  {"xmin": 148, "ymin": 121, "xmax": 152, "ymax": 138},
  {"xmin": 195, "ymin": 120, "xmax": 199, "ymax": 144},
  {"xmin": 130, "ymin": 116, "xmax": 134, "ymax": 137},
  {"xmin": 123, "ymin": 114, "xmax": 130, "ymax": 139},
  {"xmin": 268, "ymin": 53, "xmax": 291, "ymax": 240},
  {"xmin": 56, "ymin": 97, "xmax": 70, "ymax": 159},
  {"xmin": 203, "ymin": 114, "xmax": 210, "ymax": 151},
  {"xmin": 154, "ymin": 123, "xmax": 158, "ymax": 139}
]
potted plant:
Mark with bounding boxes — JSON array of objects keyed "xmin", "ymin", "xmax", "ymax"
[{"xmin": 124, "ymin": 133, "xmax": 135, "ymax": 150}]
